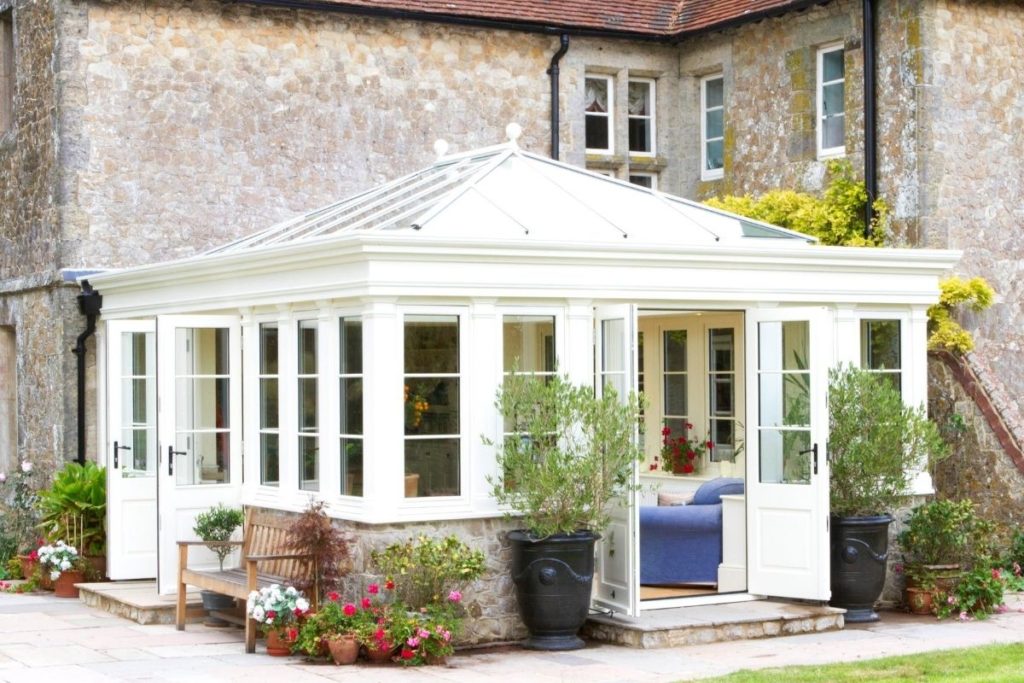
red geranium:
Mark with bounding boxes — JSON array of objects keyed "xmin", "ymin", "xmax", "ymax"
[
  {"xmin": 343, "ymin": 603, "xmax": 357, "ymax": 617},
  {"xmin": 400, "ymin": 648, "xmax": 415, "ymax": 660}
]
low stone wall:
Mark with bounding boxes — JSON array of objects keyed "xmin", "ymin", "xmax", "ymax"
[{"xmin": 252, "ymin": 507, "xmax": 526, "ymax": 645}]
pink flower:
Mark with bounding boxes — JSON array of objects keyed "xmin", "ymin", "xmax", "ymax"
[
  {"xmin": 400, "ymin": 648, "xmax": 415, "ymax": 660},
  {"xmin": 892, "ymin": 563, "xmax": 904, "ymax": 574},
  {"xmin": 328, "ymin": 591, "xmax": 340, "ymax": 602},
  {"xmin": 996, "ymin": 604, "xmax": 1008, "ymax": 613},
  {"xmin": 947, "ymin": 595, "xmax": 956, "ymax": 605},
  {"xmin": 992, "ymin": 568, "xmax": 1002, "ymax": 580},
  {"xmin": 958, "ymin": 611, "xmax": 970, "ymax": 621},
  {"xmin": 661, "ymin": 426, "xmax": 671, "ymax": 436},
  {"xmin": 374, "ymin": 628, "xmax": 386, "ymax": 641},
  {"xmin": 442, "ymin": 630, "xmax": 451, "ymax": 641},
  {"xmin": 368, "ymin": 583, "xmax": 380, "ymax": 594},
  {"xmin": 361, "ymin": 597, "xmax": 372, "ymax": 609},
  {"xmin": 343, "ymin": 603, "xmax": 356, "ymax": 616},
  {"xmin": 417, "ymin": 629, "xmax": 430, "ymax": 639},
  {"xmin": 0, "ymin": 472, "xmax": 6, "ymax": 483},
  {"xmin": 20, "ymin": 461, "xmax": 32, "ymax": 473},
  {"xmin": 266, "ymin": 610, "xmax": 276, "ymax": 620},
  {"xmin": 407, "ymin": 636, "xmax": 420, "ymax": 647},
  {"xmin": 448, "ymin": 590, "xmax": 462, "ymax": 603}
]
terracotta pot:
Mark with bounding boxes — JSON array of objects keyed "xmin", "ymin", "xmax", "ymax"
[
  {"xmin": 904, "ymin": 586, "xmax": 935, "ymax": 615},
  {"xmin": 265, "ymin": 627, "xmax": 296, "ymax": 656},
  {"xmin": 327, "ymin": 635, "xmax": 359, "ymax": 665},
  {"xmin": 364, "ymin": 643, "xmax": 396, "ymax": 663},
  {"xmin": 17, "ymin": 555, "xmax": 37, "ymax": 581},
  {"xmin": 84, "ymin": 555, "xmax": 107, "ymax": 581},
  {"xmin": 425, "ymin": 653, "xmax": 449, "ymax": 666},
  {"xmin": 54, "ymin": 569, "xmax": 85, "ymax": 598}
]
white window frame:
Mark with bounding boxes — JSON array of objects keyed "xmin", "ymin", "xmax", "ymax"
[
  {"xmin": 627, "ymin": 77, "xmax": 656, "ymax": 157},
  {"xmin": 858, "ymin": 317, "xmax": 903, "ymax": 395},
  {"xmin": 628, "ymin": 172, "xmax": 658, "ymax": 190},
  {"xmin": 816, "ymin": 43, "xmax": 846, "ymax": 159},
  {"xmin": 585, "ymin": 74, "xmax": 614, "ymax": 155},
  {"xmin": 700, "ymin": 74, "xmax": 725, "ymax": 181},
  {"xmin": 296, "ymin": 315, "xmax": 321, "ymax": 492},
  {"xmin": 338, "ymin": 315, "xmax": 364, "ymax": 499},
  {"xmin": 257, "ymin": 321, "xmax": 281, "ymax": 488}
]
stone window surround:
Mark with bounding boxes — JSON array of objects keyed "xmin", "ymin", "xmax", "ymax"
[
  {"xmin": 816, "ymin": 42, "xmax": 846, "ymax": 160},
  {"xmin": 700, "ymin": 73, "xmax": 725, "ymax": 182}
]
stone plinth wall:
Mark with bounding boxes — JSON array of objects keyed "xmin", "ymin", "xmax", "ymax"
[{"xmin": 249, "ymin": 507, "xmax": 526, "ymax": 645}]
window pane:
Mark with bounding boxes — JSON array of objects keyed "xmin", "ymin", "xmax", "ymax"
[
  {"xmin": 629, "ymin": 174, "xmax": 654, "ymax": 188},
  {"xmin": 260, "ymin": 433, "xmax": 279, "ymax": 486},
  {"xmin": 823, "ymin": 82, "xmax": 844, "ymax": 117},
  {"xmin": 405, "ymin": 315, "xmax": 459, "ymax": 374},
  {"xmin": 705, "ymin": 78, "xmax": 723, "ymax": 108},
  {"xmin": 627, "ymin": 80, "xmax": 650, "ymax": 116},
  {"xmin": 174, "ymin": 378, "xmax": 230, "ymax": 430},
  {"xmin": 586, "ymin": 115, "xmax": 610, "ymax": 150},
  {"xmin": 823, "ymin": 115, "xmax": 845, "ymax": 150},
  {"xmin": 340, "ymin": 377, "xmax": 363, "ymax": 435},
  {"xmin": 260, "ymin": 324, "xmax": 278, "ymax": 374},
  {"xmin": 585, "ymin": 77, "xmax": 608, "ymax": 112},
  {"xmin": 405, "ymin": 438, "xmax": 460, "ymax": 497},
  {"xmin": 340, "ymin": 318, "xmax": 362, "ymax": 374},
  {"xmin": 706, "ymin": 139, "xmax": 724, "ymax": 171},
  {"xmin": 705, "ymin": 108, "xmax": 724, "ymax": 139},
  {"xmin": 176, "ymin": 431, "xmax": 230, "ymax": 485},
  {"xmin": 760, "ymin": 428, "xmax": 811, "ymax": 485},
  {"xmin": 663, "ymin": 330, "xmax": 687, "ymax": 372},
  {"xmin": 298, "ymin": 377, "xmax": 317, "ymax": 431},
  {"xmin": 299, "ymin": 435, "xmax": 318, "ymax": 491},
  {"xmin": 260, "ymin": 378, "xmax": 278, "ymax": 429},
  {"xmin": 709, "ymin": 418, "xmax": 735, "ymax": 462},
  {"xmin": 628, "ymin": 118, "xmax": 652, "ymax": 153},
  {"xmin": 503, "ymin": 315, "xmax": 555, "ymax": 374},
  {"xmin": 341, "ymin": 437, "xmax": 362, "ymax": 496},
  {"xmin": 823, "ymin": 48, "xmax": 844, "ymax": 82},
  {"xmin": 404, "ymin": 377, "xmax": 459, "ymax": 435},
  {"xmin": 664, "ymin": 374, "xmax": 687, "ymax": 416},
  {"xmin": 861, "ymin": 320, "xmax": 900, "ymax": 370},
  {"xmin": 711, "ymin": 375, "xmax": 734, "ymax": 415},
  {"xmin": 710, "ymin": 329, "xmax": 734, "ymax": 371},
  {"xmin": 663, "ymin": 418, "xmax": 691, "ymax": 442},
  {"xmin": 298, "ymin": 321, "xmax": 317, "ymax": 374}
]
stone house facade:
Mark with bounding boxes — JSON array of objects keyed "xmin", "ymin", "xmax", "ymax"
[{"xmin": 1, "ymin": 0, "xmax": 1022, "ymax": 638}]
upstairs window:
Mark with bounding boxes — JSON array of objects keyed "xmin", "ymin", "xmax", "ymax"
[
  {"xmin": 701, "ymin": 75, "xmax": 725, "ymax": 179},
  {"xmin": 585, "ymin": 75, "xmax": 613, "ymax": 153},
  {"xmin": 817, "ymin": 44, "xmax": 845, "ymax": 158},
  {"xmin": 627, "ymin": 78, "xmax": 655, "ymax": 155},
  {"xmin": 1, "ymin": 10, "xmax": 13, "ymax": 133}
]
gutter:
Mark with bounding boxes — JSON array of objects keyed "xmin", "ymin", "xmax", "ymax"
[
  {"xmin": 862, "ymin": 0, "xmax": 878, "ymax": 237},
  {"xmin": 72, "ymin": 280, "xmax": 102, "ymax": 465},
  {"xmin": 546, "ymin": 35, "xmax": 570, "ymax": 160}
]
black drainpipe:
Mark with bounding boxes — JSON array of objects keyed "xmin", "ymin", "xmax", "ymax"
[
  {"xmin": 546, "ymin": 34, "xmax": 570, "ymax": 160},
  {"xmin": 73, "ymin": 280, "xmax": 102, "ymax": 465},
  {"xmin": 863, "ymin": 0, "xmax": 877, "ymax": 238}
]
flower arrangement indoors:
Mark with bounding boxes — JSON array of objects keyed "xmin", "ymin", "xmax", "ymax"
[{"xmin": 657, "ymin": 423, "xmax": 712, "ymax": 475}]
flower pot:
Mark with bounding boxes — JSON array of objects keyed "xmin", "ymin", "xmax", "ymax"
[
  {"xmin": 904, "ymin": 586, "xmax": 935, "ymax": 615},
  {"xmin": 507, "ymin": 529, "xmax": 598, "ymax": 651},
  {"xmin": 200, "ymin": 590, "xmax": 236, "ymax": 627},
  {"xmin": 84, "ymin": 554, "xmax": 107, "ymax": 581},
  {"xmin": 364, "ymin": 643, "xmax": 396, "ymax": 663},
  {"xmin": 425, "ymin": 653, "xmax": 449, "ymax": 666},
  {"xmin": 17, "ymin": 555, "xmax": 36, "ymax": 581},
  {"xmin": 829, "ymin": 514, "xmax": 892, "ymax": 623},
  {"xmin": 53, "ymin": 569, "xmax": 85, "ymax": 598},
  {"xmin": 265, "ymin": 627, "xmax": 296, "ymax": 656},
  {"xmin": 327, "ymin": 634, "xmax": 359, "ymax": 665},
  {"xmin": 906, "ymin": 563, "xmax": 961, "ymax": 593}
]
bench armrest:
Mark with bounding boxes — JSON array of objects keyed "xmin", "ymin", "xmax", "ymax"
[{"xmin": 177, "ymin": 540, "xmax": 244, "ymax": 547}]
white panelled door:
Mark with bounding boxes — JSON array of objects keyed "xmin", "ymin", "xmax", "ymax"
[
  {"xmin": 591, "ymin": 304, "xmax": 640, "ymax": 616},
  {"xmin": 745, "ymin": 307, "xmax": 832, "ymax": 601},
  {"xmin": 156, "ymin": 316, "xmax": 243, "ymax": 594},
  {"xmin": 105, "ymin": 320, "xmax": 158, "ymax": 580}
]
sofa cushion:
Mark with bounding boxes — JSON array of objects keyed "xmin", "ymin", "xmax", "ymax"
[
  {"xmin": 692, "ymin": 477, "xmax": 745, "ymax": 506},
  {"xmin": 657, "ymin": 491, "xmax": 695, "ymax": 506}
]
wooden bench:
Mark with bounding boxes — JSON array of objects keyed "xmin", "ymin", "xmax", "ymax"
[{"xmin": 176, "ymin": 507, "xmax": 317, "ymax": 653}]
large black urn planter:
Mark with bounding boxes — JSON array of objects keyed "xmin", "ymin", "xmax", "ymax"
[
  {"xmin": 507, "ymin": 529, "xmax": 598, "ymax": 651},
  {"xmin": 830, "ymin": 514, "xmax": 892, "ymax": 623}
]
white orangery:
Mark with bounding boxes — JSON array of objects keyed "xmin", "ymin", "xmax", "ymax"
[{"xmin": 88, "ymin": 137, "xmax": 958, "ymax": 617}]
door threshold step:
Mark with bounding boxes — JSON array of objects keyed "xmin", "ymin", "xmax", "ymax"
[
  {"xmin": 77, "ymin": 581, "xmax": 206, "ymax": 625},
  {"xmin": 583, "ymin": 599, "xmax": 844, "ymax": 648}
]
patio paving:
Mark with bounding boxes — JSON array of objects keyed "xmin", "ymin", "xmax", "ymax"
[{"xmin": 1, "ymin": 590, "xmax": 1023, "ymax": 682}]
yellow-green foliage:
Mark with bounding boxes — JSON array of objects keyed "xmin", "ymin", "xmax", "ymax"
[
  {"xmin": 704, "ymin": 160, "xmax": 888, "ymax": 246},
  {"xmin": 927, "ymin": 277, "xmax": 995, "ymax": 354}
]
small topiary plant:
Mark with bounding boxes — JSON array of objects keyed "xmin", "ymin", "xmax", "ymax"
[
  {"xmin": 927, "ymin": 276, "xmax": 995, "ymax": 355},
  {"xmin": 193, "ymin": 504, "xmax": 244, "ymax": 571}
]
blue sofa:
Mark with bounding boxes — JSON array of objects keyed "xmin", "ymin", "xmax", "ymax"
[{"xmin": 640, "ymin": 477, "xmax": 745, "ymax": 585}]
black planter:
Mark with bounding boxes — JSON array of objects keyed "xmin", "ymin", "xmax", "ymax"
[
  {"xmin": 200, "ymin": 589, "xmax": 236, "ymax": 627},
  {"xmin": 830, "ymin": 514, "xmax": 892, "ymax": 623},
  {"xmin": 507, "ymin": 529, "xmax": 598, "ymax": 651}
]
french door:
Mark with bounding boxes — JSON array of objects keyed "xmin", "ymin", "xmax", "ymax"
[
  {"xmin": 156, "ymin": 316, "xmax": 243, "ymax": 594},
  {"xmin": 105, "ymin": 321, "xmax": 158, "ymax": 579},
  {"xmin": 591, "ymin": 304, "xmax": 640, "ymax": 616},
  {"xmin": 745, "ymin": 307, "xmax": 832, "ymax": 601}
]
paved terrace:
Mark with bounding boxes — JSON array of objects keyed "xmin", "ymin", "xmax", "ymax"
[{"xmin": 1, "ymin": 591, "xmax": 1023, "ymax": 682}]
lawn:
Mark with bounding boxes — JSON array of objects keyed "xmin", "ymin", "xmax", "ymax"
[{"xmin": 703, "ymin": 642, "xmax": 1024, "ymax": 682}]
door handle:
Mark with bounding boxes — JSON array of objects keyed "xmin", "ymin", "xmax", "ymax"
[
  {"xmin": 168, "ymin": 445, "xmax": 186, "ymax": 476},
  {"xmin": 113, "ymin": 441, "xmax": 131, "ymax": 468},
  {"xmin": 800, "ymin": 443, "xmax": 819, "ymax": 475}
]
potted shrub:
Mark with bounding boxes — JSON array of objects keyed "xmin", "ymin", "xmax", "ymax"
[
  {"xmin": 828, "ymin": 365, "xmax": 947, "ymax": 622},
  {"xmin": 36, "ymin": 462, "xmax": 107, "ymax": 578},
  {"xmin": 246, "ymin": 583, "xmax": 310, "ymax": 656},
  {"xmin": 37, "ymin": 540, "xmax": 86, "ymax": 598},
  {"xmin": 899, "ymin": 499, "xmax": 981, "ymax": 613},
  {"xmin": 294, "ymin": 595, "xmax": 361, "ymax": 664},
  {"xmin": 486, "ymin": 372, "xmax": 643, "ymax": 650},
  {"xmin": 192, "ymin": 504, "xmax": 244, "ymax": 623}
]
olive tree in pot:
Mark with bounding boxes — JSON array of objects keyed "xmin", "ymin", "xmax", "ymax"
[
  {"xmin": 828, "ymin": 365, "xmax": 947, "ymax": 622},
  {"xmin": 485, "ymin": 372, "xmax": 643, "ymax": 651},
  {"xmin": 193, "ymin": 504, "xmax": 245, "ymax": 624}
]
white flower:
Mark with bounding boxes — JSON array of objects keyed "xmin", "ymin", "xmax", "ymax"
[
  {"xmin": 60, "ymin": 560, "xmax": 71, "ymax": 571},
  {"xmin": 295, "ymin": 598, "xmax": 309, "ymax": 612},
  {"xmin": 20, "ymin": 461, "xmax": 32, "ymax": 473},
  {"xmin": 285, "ymin": 586, "xmax": 297, "ymax": 596},
  {"xmin": 0, "ymin": 472, "xmax": 6, "ymax": 482},
  {"xmin": 50, "ymin": 570, "xmax": 60, "ymax": 581},
  {"xmin": 251, "ymin": 605, "xmax": 265, "ymax": 622}
]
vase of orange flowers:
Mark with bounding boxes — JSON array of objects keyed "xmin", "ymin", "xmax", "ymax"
[{"xmin": 659, "ymin": 423, "xmax": 711, "ymax": 475}]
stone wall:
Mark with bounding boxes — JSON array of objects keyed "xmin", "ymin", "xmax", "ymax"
[
  {"xmin": 917, "ymin": 0, "xmax": 1024, "ymax": 448},
  {"xmin": 251, "ymin": 507, "xmax": 526, "ymax": 645}
]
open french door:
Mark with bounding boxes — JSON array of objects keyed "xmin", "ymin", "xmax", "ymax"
[
  {"xmin": 156, "ymin": 315, "xmax": 243, "ymax": 594},
  {"xmin": 106, "ymin": 320, "xmax": 158, "ymax": 580},
  {"xmin": 591, "ymin": 304, "xmax": 640, "ymax": 616},
  {"xmin": 745, "ymin": 307, "xmax": 832, "ymax": 601}
]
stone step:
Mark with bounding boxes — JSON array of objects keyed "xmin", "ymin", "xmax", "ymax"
[
  {"xmin": 77, "ymin": 581, "xmax": 207, "ymax": 625},
  {"xmin": 583, "ymin": 599, "xmax": 845, "ymax": 648}
]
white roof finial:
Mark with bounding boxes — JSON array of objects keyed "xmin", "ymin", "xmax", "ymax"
[
  {"xmin": 434, "ymin": 139, "xmax": 449, "ymax": 159},
  {"xmin": 505, "ymin": 122, "xmax": 522, "ymax": 147}
]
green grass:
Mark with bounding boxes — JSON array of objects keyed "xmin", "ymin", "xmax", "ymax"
[{"xmin": 702, "ymin": 643, "xmax": 1024, "ymax": 682}]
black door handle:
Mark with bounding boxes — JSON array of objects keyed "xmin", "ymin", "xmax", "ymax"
[
  {"xmin": 168, "ymin": 445, "xmax": 186, "ymax": 476},
  {"xmin": 800, "ymin": 443, "xmax": 819, "ymax": 475},
  {"xmin": 113, "ymin": 441, "xmax": 131, "ymax": 468}
]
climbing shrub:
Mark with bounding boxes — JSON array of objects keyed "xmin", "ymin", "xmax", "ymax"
[
  {"xmin": 704, "ymin": 159, "xmax": 888, "ymax": 246},
  {"xmin": 927, "ymin": 276, "xmax": 995, "ymax": 355}
]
